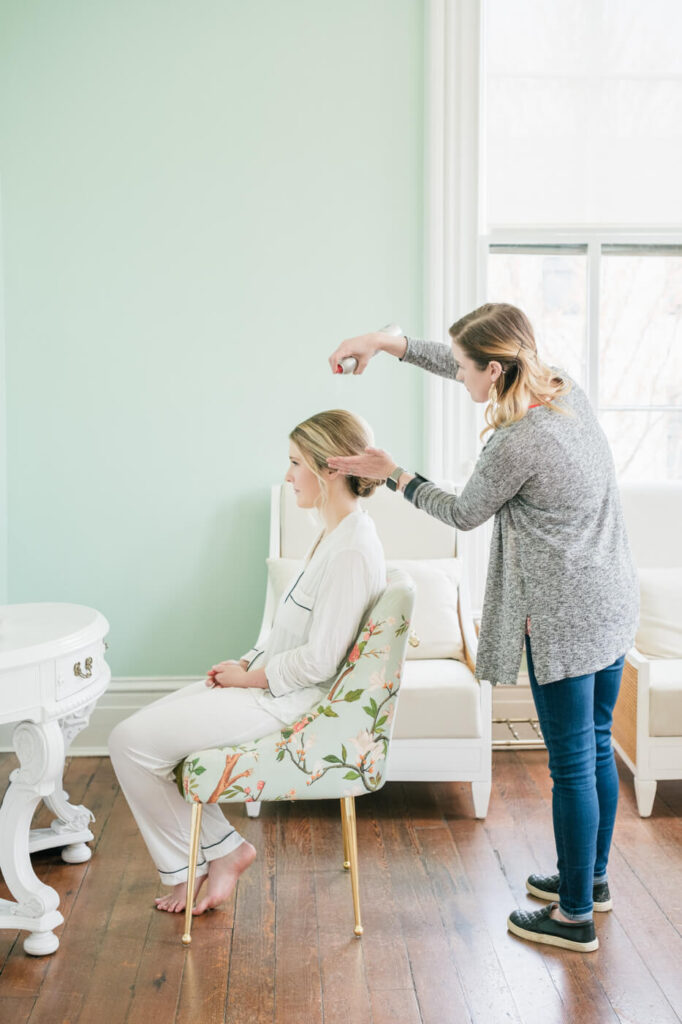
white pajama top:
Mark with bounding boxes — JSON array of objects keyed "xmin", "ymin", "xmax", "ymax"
[{"xmin": 240, "ymin": 507, "xmax": 386, "ymax": 722}]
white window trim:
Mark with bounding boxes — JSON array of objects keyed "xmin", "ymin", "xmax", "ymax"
[
  {"xmin": 424, "ymin": 0, "xmax": 484, "ymax": 485},
  {"xmin": 424, "ymin": 0, "xmax": 487, "ymax": 612}
]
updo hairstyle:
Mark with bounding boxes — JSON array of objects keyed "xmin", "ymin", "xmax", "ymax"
[{"xmin": 289, "ymin": 409, "xmax": 382, "ymax": 500}]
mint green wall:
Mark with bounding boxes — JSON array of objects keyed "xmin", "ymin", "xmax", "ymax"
[
  {"xmin": 0, "ymin": 190, "xmax": 6, "ymax": 606},
  {"xmin": 0, "ymin": 1, "xmax": 424, "ymax": 675}
]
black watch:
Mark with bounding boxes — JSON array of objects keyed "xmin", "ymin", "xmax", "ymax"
[{"xmin": 386, "ymin": 466, "xmax": 405, "ymax": 492}]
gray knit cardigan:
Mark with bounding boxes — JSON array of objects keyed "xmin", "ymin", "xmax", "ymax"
[{"xmin": 402, "ymin": 338, "xmax": 639, "ymax": 686}]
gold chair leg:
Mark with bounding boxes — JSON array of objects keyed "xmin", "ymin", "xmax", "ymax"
[
  {"xmin": 341, "ymin": 796, "xmax": 363, "ymax": 937},
  {"xmin": 181, "ymin": 801, "xmax": 203, "ymax": 946},
  {"xmin": 340, "ymin": 798, "xmax": 350, "ymax": 870}
]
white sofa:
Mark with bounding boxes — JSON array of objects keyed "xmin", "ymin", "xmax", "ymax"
[
  {"xmin": 614, "ymin": 482, "xmax": 682, "ymax": 816},
  {"xmin": 246, "ymin": 483, "xmax": 492, "ymax": 819}
]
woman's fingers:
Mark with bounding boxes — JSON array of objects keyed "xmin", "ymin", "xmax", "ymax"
[
  {"xmin": 327, "ymin": 447, "xmax": 395, "ymax": 478},
  {"xmin": 326, "ymin": 455, "xmax": 368, "ymax": 474},
  {"xmin": 328, "ymin": 333, "xmax": 377, "ymax": 375}
]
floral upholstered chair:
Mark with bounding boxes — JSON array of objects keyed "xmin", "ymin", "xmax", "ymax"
[{"xmin": 175, "ymin": 567, "xmax": 415, "ymax": 946}]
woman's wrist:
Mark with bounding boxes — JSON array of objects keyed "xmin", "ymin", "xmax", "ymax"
[
  {"xmin": 376, "ymin": 331, "xmax": 408, "ymax": 360},
  {"xmin": 397, "ymin": 471, "xmax": 414, "ymax": 492},
  {"xmin": 247, "ymin": 667, "xmax": 268, "ymax": 689}
]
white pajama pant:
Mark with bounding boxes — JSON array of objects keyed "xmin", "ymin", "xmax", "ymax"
[{"xmin": 108, "ymin": 681, "xmax": 287, "ymax": 886}]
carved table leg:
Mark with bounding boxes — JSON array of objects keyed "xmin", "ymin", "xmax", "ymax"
[
  {"xmin": 36, "ymin": 702, "xmax": 98, "ymax": 863},
  {"xmin": 0, "ymin": 721, "xmax": 66, "ymax": 955}
]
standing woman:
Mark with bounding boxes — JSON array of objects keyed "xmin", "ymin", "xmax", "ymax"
[{"xmin": 327, "ymin": 303, "xmax": 638, "ymax": 953}]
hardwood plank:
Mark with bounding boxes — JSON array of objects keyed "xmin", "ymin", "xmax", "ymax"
[
  {"xmin": 419, "ymin": 815, "xmax": 521, "ymax": 1024},
  {"xmin": 351, "ymin": 789, "xmax": 423, "ymax": 996},
  {"xmin": 124, "ymin": 914, "xmax": 189, "ymax": 1024},
  {"xmin": 127, "ymin": 800, "xmax": 236, "ymax": 1023},
  {"xmin": 0, "ymin": 756, "xmax": 119, "ymax": 1003},
  {"xmin": 591, "ymin": 846, "xmax": 682, "ymax": 1024},
  {"xmin": 1, "ymin": 752, "xmax": 681, "ymax": 1024},
  {"xmin": 491, "ymin": 751, "xmax": 679, "ymax": 1024},
  {"xmin": 273, "ymin": 805, "xmax": 323, "ymax": 1024},
  {"xmin": 309, "ymin": 801, "xmax": 372, "ymax": 1024},
  {"xmin": 223, "ymin": 806, "xmax": 277, "ymax": 1024},
  {"xmin": 23, "ymin": 759, "xmax": 133, "ymax": 1023},
  {"xmin": 174, "ymin": 912, "xmax": 232, "ymax": 1024},
  {"xmin": 484, "ymin": 753, "xmax": 620, "ymax": 1024},
  {"xmin": 402, "ymin": 777, "xmax": 475, "ymax": 829},
  {"xmin": 656, "ymin": 780, "xmax": 682, "ymax": 818},
  {"xmin": 73, "ymin": 829, "xmax": 160, "ymax": 1024},
  {"xmin": 370, "ymin": 987, "xmax": 422, "ymax": 1024},
  {"xmin": 0, "ymin": 996, "xmax": 35, "ymax": 1024},
  {"xmin": 375, "ymin": 787, "xmax": 472, "ymax": 1024}
]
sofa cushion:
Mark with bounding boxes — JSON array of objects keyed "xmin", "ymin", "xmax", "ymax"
[
  {"xmin": 267, "ymin": 557, "xmax": 464, "ymax": 662},
  {"xmin": 636, "ymin": 567, "xmax": 682, "ymax": 659},
  {"xmin": 392, "ymin": 659, "xmax": 481, "ymax": 739},
  {"xmin": 645, "ymin": 659, "xmax": 682, "ymax": 737}
]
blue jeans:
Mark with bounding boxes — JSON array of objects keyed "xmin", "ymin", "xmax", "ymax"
[{"xmin": 526, "ymin": 637, "xmax": 625, "ymax": 920}]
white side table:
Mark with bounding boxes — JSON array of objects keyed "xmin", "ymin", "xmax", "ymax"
[{"xmin": 0, "ymin": 603, "xmax": 111, "ymax": 955}]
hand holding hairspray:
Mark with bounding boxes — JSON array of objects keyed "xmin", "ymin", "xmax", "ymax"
[{"xmin": 335, "ymin": 322, "xmax": 404, "ymax": 374}]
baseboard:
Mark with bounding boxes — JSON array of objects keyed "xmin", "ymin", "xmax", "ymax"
[
  {"xmin": 0, "ymin": 674, "xmax": 543, "ymax": 757},
  {"xmin": 0, "ymin": 677, "xmax": 197, "ymax": 756}
]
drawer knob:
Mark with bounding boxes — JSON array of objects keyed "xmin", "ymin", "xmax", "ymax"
[{"xmin": 74, "ymin": 657, "xmax": 93, "ymax": 679}]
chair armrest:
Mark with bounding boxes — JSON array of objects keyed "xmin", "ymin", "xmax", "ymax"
[{"xmin": 457, "ymin": 563, "xmax": 478, "ymax": 674}]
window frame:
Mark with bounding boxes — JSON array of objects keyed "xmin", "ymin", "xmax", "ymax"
[{"xmin": 481, "ymin": 230, "xmax": 682, "ymax": 417}]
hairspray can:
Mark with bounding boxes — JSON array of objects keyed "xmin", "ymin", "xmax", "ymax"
[{"xmin": 335, "ymin": 322, "xmax": 404, "ymax": 374}]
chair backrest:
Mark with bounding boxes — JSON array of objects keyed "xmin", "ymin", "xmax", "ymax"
[
  {"xmin": 619, "ymin": 481, "xmax": 682, "ymax": 569},
  {"xmin": 180, "ymin": 567, "xmax": 417, "ymax": 804},
  {"xmin": 273, "ymin": 480, "xmax": 457, "ymax": 560}
]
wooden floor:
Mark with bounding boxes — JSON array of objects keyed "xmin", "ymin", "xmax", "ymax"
[{"xmin": 1, "ymin": 750, "xmax": 681, "ymax": 1024}]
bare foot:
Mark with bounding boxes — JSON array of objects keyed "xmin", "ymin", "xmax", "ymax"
[
  {"xmin": 155, "ymin": 872, "xmax": 206, "ymax": 913},
  {"xmin": 192, "ymin": 841, "xmax": 257, "ymax": 915}
]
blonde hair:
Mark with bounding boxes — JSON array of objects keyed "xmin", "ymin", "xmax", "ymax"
[
  {"xmin": 449, "ymin": 303, "xmax": 572, "ymax": 438},
  {"xmin": 290, "ymin": 409, "xmax": 382, "ymax": 500}
]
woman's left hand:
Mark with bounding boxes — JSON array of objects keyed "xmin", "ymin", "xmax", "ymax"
[{"xmin": 327, "ymin": 446, "xmax": 397, "ymax": 480}]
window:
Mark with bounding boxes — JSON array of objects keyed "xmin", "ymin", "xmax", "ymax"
[
  {"xmin": 486, "ymin": 240, "xmax": 682, "ymax": 480},
  {"xmin": 481, "ymin": 1, "xmax": 682, "ymax": 482}
]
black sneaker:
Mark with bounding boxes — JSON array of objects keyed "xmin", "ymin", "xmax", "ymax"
[
  {"xmin": 507, "ymin": 904, "xmax": 598, "ymax": 952},
  {"xmin": 526, "ymin": 873, "xmax": 613, "ymax": 912}
]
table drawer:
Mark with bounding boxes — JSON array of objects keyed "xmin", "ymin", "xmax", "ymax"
[{"xmin": 56, "ymin": 640, "xmax": 107, "ymax": 701}]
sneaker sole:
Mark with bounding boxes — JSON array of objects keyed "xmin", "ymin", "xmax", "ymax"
[
  {"xmin": 525, "ymin": 880, "xmax": 613, "ymax": 912},
  {"xmin": 507, "ymin": 916, "xmax": 599, "ymax": 953}
]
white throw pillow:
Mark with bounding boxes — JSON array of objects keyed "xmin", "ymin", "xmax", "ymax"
[
  {"xmin": 266, "ymin": 556, "xmax": 464, "ymax": 661},
  {"xmin": 636, "ymin": 568, "xmax": 682, "ymax": 659},
  {"xmin": 387, "ymin": 558, "xmax": 464, "ymax": 661}
]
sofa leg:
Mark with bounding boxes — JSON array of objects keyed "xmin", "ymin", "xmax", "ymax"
[
  {"xmin": 472, "ymin": 780, "xmax": 491, "ymax": 819},
  {"xmin": 634, "ymin": 778, "xmax": 657, "ymax": 817},
  {"xmin": 245, "ymin": 802, "xmax": 262, "ymax": 818}
]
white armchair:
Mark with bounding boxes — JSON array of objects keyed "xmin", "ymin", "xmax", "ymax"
[
  {"xmin": 246, "ymin": 483, "xmax": 492, "ymax": 819},
  {"xmin": 614, "ymin": 482, "xmax": 682, "ymax": 816}
]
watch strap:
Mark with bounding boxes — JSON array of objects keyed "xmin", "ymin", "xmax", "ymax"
[{"xmin": 403, "ymin": 472, "xmax": 430, "ymax": 502}]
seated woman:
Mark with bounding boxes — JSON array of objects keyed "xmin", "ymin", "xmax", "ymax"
[{"xmin": 108, "ymin": 409, "xmax": 385, "ymax": 915}]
